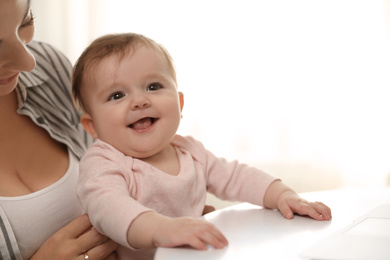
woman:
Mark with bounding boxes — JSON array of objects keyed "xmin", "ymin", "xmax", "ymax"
[{"xmin": 0, "ymin": 0, "xmax": 118, "ymax": 259}]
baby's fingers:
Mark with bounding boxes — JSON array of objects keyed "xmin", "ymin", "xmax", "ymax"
[
  {"xmin": 294, "ymin": 201, "xmax": 331, "ymax": 221},
  {"xmin": 288, "ymin": 201, "xmax": 322, "ymax": 220},
  {"xmin": 311, "ymin": 201, "xmax": 332, "ymax": 220},
  {"xmin": 278, "ymin": 200, "xmax": 294, "ymax": 219},
  {"xmin": 201, "ymin": 225, "xmax": 228, "ymax": 249},
  {"xmin": 154, "ymin": 218, "xmax": 228, "ymax": 250},
  {"xmin": 186, "ymin": 223, "xmax": 228, "ymax": 250}
]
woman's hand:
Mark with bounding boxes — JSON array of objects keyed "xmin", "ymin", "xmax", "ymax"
[{"xmin": 30, "ymin": 214, "xmax": 118, "ymax": 260}]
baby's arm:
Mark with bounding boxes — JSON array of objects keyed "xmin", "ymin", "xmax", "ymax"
[
  {"xmin": 263, "ymin": 180, "xmax": 332, "ymax": 220},
  {"xmin": 127, "ymin": 211, "xmax": 228, "ymax": 250}
]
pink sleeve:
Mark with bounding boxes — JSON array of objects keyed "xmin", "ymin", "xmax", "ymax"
[
  {"xmin": 77, "ymin": 140, "xmax": 152, "ymax": 248},
  {"xmin": 180, "ymin": 136, "xmax": 279, "ymax": 206}
]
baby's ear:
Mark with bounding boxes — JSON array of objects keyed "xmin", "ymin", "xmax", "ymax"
[
  {"xmin": 179, "ymin": 92, "xmax": 184, "ymax": 112},
  {"xmin": 81, "ymin": 113, "xmax": 98, "ymax": 139}
]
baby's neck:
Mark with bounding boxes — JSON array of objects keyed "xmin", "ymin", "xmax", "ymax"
[{"xmin": 140, "ymin": 145, "xmax": 180, "ymax": 176}]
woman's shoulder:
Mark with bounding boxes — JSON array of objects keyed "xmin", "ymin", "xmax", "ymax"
[
  {"xmin": 26, "ymin": 41, "xmax": 71, "ymax": 66},
  {"xmin": 18, "ymin": 41, "xmax": 91, "ymax": 159},
  {"xmin": 30, "ymin": 41, "xmax": 72, "ymax": 75},
  {"xmin": 20, "ymin": 41, "xmax": 72, "ymax": 90}
]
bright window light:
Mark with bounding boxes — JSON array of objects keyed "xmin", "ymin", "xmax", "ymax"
[{"xmin": 33, "ymin": 0, "xmax": 390, "ymax": 191}]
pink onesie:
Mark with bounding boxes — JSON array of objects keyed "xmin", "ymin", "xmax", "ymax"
[{"xmin": 77, "ymin": 135, "xmax": 278, "ymax": 260}]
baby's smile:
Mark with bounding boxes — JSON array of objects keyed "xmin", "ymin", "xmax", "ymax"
[{"xmin": 129, "ymin": 117, "xmax": 157, "ymax": 132}]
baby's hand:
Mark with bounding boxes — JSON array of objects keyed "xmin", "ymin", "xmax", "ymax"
[
  {"xmin": 277, "ymin": 190, "xmax": 332, "ymax": 221},
  {"xmin": 152, "ymin": 217, "xmax": 228, "ymax": 250}
]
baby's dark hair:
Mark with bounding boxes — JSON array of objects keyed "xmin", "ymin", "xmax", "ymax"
[{"xmin": 72, "ymin": 32, "xmax": 176, "ymax": 112}]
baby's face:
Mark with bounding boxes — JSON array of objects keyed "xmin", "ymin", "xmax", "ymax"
[{"xmin": 81, "ymin": 45, "xmax": 183, "ymax": 159}]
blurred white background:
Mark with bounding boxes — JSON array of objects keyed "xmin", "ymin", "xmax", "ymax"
[{"xmin": 32, "ymin": 1, "xmax": 390, "ymax": 203}]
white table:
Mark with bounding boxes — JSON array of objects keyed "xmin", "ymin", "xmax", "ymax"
[{"xmin": 154, "ymin": 188, "xmax": 390, "ymax": 260}]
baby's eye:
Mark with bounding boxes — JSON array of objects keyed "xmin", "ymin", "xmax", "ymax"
[
  {"xmin": 109, "ymin": 92, "xmax": 125, "ymax": 101},
  {"xmin": 147, "ymin": 83, "xmax": 162, "ymax": 92}
]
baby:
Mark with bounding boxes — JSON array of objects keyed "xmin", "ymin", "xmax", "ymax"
[{"xmin": 72, "ymin": 33, "xmax": 331, "ymax": 260}]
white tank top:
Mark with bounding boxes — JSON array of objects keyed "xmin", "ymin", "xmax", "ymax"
[{"xmin": 0, "ymin": 149, "xmax": 83, "ymax": 259}]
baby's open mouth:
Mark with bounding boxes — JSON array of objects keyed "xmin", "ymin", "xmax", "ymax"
[{"xmin": 129, "ymin": 117, "xmax": 156, "ymax": 131}]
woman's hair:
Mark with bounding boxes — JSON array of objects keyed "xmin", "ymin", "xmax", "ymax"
[{"xmin": 72, "ymin": 32, "xmax": 176, "ymax": 113}]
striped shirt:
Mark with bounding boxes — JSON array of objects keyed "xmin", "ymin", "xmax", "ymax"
[
  {"xmin": 17, "ymin": 41, "xmax": 92, "ymax": 159},
  {"xmin": 0, "ymin": 41, "xmax": 92, "ymax": 260}
]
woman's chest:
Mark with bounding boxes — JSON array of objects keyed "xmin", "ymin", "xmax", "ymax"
[
  {"xmin": 0, "ymin": 113, "xmax": 68, "ymax": 196},
  {"xmin": 0, "ymin": 150, "xmax": 82, "ymax": 259}
]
